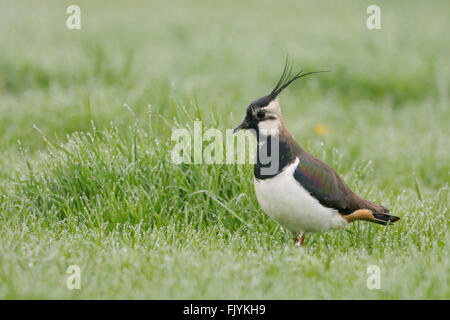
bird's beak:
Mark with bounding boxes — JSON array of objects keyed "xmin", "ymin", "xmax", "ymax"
[{"xmin": 233, "ymin": 119, "xmax": 250, "ymax": 133}]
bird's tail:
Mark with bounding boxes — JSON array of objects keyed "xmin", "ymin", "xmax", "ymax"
[
  {"xmin": 371, "ymin": 213, "xmax": 400, "ymax": 226},
  {"xmin": 361, "ymin": 200, "xmax": 400, "ymax": 225},
  {"xmin": 342, "ymin": 207, "xmax": 400, "ymax": 225}
]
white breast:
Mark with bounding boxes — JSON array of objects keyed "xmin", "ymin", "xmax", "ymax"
[{"xmin": 253, "ymin": 158, "xmax": 348, "ymax": 233}]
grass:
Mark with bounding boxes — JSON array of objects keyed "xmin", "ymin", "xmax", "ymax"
[{"xmin": 0, "ymin": 0, "xmax": 448, "ymax": 299}]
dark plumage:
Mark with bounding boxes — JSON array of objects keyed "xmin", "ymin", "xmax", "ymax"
[{"xmin": 282, "ymin": 129, "xmax": 394, "ymax": 220}]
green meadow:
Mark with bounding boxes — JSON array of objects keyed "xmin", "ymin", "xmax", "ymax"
[{"xmin": 0, "ymin": 0, "xmax": 448, "ymax": 299}]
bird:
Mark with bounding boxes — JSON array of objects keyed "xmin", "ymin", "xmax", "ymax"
[{"xmin": 233, "ymin": 61, "xmax": 400, "ymax": 247}]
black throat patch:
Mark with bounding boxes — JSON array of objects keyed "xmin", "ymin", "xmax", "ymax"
[{"xmin": 254, "ymin": 133, "xmax": 296, "ymax": 180}]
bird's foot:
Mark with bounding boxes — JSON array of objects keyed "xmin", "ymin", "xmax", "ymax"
[
  {"xmin": 292, "ymin": 232, "xmax": 299, "ymax": 246},
  {"xmin": 292, "ymin": 232, "xmax": 306, "ymax": 247}
]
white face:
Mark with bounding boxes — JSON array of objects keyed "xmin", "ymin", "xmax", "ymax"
[{"xmin": 256, "ymin": 99, "xmax": 282, "ymax": 134}]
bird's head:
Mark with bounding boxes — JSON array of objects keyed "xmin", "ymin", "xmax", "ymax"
[{"xmin": 234, "ymin": 61, "xmax": 327, "ymax": 134}]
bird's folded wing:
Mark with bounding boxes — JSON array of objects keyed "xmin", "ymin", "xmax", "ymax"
[{"xmin": 293, "ymin": 154, "xmax": 366, "ymax": 214}]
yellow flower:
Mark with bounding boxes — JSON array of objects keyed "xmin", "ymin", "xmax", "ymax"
[{"xmin": 314, "ymin": 124, "xmax": 329, "ymax": 136}]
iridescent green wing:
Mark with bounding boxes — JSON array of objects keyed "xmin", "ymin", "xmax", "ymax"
[{"xmin": 293, "ymin": 153, "xmax": 358, "ymax": 214}]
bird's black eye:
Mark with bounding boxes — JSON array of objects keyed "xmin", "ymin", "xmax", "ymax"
[{"xmin": 257, "ymin": 110, "xmax": 265, "ymax": 119}]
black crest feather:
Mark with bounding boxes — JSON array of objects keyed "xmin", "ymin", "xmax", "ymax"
[{"xmin": 269, "ymin": 58, "xmax": 329, "ymax": 99}]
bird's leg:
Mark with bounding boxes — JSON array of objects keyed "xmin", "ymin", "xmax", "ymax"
[
  {"xmin": 300, "ymin": 232, "xmax": 306, "ymax": 246},
  {"xmin": 292, "ymin": 232, "xmax": 299, "ymax": 246}
]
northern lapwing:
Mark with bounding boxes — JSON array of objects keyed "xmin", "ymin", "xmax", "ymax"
[{"xmin": 234, "ymin": 62, "xmax": 400, "ymax": 246}]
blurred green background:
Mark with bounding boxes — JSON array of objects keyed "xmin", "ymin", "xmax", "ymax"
[
  {"xmin": 0, "ymin": 0, "xmax": 448, "ymax": 299},
  {"xmin": 1, "ymin": 0, "xmax": 449, "ymax": 188}
]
